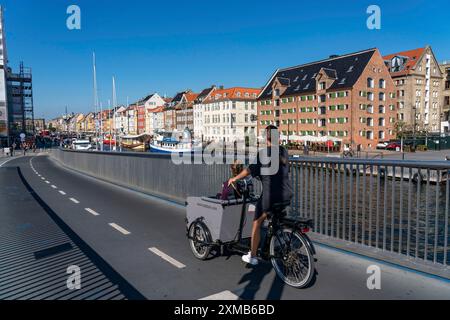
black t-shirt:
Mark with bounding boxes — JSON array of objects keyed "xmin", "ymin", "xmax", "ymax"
[{"xmin": 248, "ymin": 145, "xmax": 293, "ymax": 206}]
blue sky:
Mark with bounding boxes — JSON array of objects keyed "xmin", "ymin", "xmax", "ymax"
[{"xmin": 2, "ymin": 0, "xmax": 450, "ymax": 119}]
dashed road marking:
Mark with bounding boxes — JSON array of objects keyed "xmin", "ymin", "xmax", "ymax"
[
  {"xmin": 59, "ymin": 191, "xmax": 66, "ymax": 195},
  {"xmin": 109, "ymin": 223, "xmax": 131, "ymax": 235},
  {"xmin": 85, "ymin": 208, "xmax": 100, "ymax": 216},
  {"xmin": 69, "ymin": 198, "xmax": 80, "ymax": 204},
  {"xmin": 148, "ymin": 247, "xmax": 186, "ymax": 269},
  {"xmin": 51, "ymin": 185, "xmax": 57, "ymax": 189},
  {"xmin": 45, "ymin": 181, "xmax": 50, "ymax": 184},
  {"xmin": 199, "ymin": 291, "xmax": 240, "ymax": 300}
]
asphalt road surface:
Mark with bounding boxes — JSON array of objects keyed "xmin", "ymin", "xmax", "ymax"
[{"xmin": 1, "ymin": 155, "xmax": 450, "ymax": 300}]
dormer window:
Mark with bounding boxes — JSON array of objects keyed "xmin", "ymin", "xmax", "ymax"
[
  {"xmin": 274, "ymin": 89, "xmax": 280, "ymax": 97},
  {"xmin": 319, "ymin": 82, "xmax": 326, "ymax": 90}
]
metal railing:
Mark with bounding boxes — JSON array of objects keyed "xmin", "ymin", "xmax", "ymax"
[
  {"xmin": 290, "ymin": 157, "xmax": 450, "ymax": 268},
  {"xmin": 51, "ymin": 149, "xmax": 450, "ymax": 273}
]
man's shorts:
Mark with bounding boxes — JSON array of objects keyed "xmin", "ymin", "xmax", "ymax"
[{"xmin": 254, "ymin": 196, "xmax": 291, "ymax": 221}]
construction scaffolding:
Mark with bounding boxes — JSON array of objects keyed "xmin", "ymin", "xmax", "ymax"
[{"xmin": 7, "ymin": 62, "xmax": 34, "ymax": 137}]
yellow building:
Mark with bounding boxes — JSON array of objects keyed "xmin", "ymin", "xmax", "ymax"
[
  {"xmin": 84, "ymin": 112, "xmax": 95, "ymax": 133},
  {"xmin": 75, "ymin": 114, "xmax": 85, "ymax": 133}
]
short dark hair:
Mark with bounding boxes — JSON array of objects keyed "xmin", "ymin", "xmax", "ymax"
[{"xmin": 265, "ymin": 125, "xmax": 278, "ymax": 142}]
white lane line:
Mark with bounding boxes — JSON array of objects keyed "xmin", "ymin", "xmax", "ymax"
[
  {"xmin": 51, "ymin": 185, "xmax": 57, "ymax": 189},
  {"xmin": 41, "ymin": 177, "xmax": 45, "ymax": 180},
  {"xmin": 0, "ymin": 156, "xmax": 21, "ymax": 168},
  {"xmin": 148, "ymin": 247, "xmax": 186, "ymax": 269},
  {"xmin": 69, "ymin": 198, "xmax": 80, "ymax": 204},
  {"xmin": 199, "ymin": 291, "xmax": 240, "ymax": 300},
  {"xmin": 85, "ymin": 208, "xmax": 100, "ymax": 216},
  {"xmin": 59, "ymin": 190, "xmax": 66, "ymax": 195},
  {"xmin": 45, "ymin": 181, "xmax": 50, "ymax": 184},
  {"xmin": 109, "ymin": 223, "xmax": 131, "ymax": 235}
]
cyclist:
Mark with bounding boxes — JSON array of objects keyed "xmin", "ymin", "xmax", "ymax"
[{"xmin": 228, "ymin": 125, "xmax": 292, "ymax": 266}]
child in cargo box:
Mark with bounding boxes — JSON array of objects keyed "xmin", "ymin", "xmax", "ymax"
[{"xmin": 217, "ymin": 160, "xmax": 244, "ymax": 200}]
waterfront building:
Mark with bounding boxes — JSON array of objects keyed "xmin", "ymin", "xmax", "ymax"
[
  {"xmin": 83, "ymin": 112, "xmax": 95, "ymax": 134},
  {"xmin": 137, "ymin": 104, "xmax": 146, "ymax": 134},
  {"xmin": 138, "ymin": 93, "xmax": 165, "ymax": 135},
  {"xmin": 125, "ymin": 105, "xmax": 137, "ymax": 135},
  {"xmin": 258, "ymin": 48, "xmax": 397, "ymax": 150},
  {"xmin": 171, "ymin": 90, "xmax": 198, "ymax": 133},
  {"xmin": 75, "ymin": 113, "xmax": 85, "ymax": 134},
  {"xmin": 384, "ymin": 46, "xmax": 444, "ymax": 133},
  {"xmin": 163, "ymin": 105, "xmax": 176, "ymax": 132},
  {"xmin": 113, "ymin": 106, "xmax": 126, "ymax": 134},
  {"xmin": 203, "ymin": 87, "xmax": 260, "ymax": 143},
  {"xmin": 193, "ymin": 86, "xmax": 216, "ymax": 140},
  {"xmin": 440, "ymin": 61, "xmax": 450, "ymax": 133}
]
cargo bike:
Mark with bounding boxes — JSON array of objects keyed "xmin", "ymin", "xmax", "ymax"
[{"xmin": 186, "ymin": 180, "xmax": 316, "ymax": 288}]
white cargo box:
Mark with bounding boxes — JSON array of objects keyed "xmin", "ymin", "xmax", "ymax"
[{"xmin": 186, "ymin": 196, "xmax": 255, "ymax": 243}]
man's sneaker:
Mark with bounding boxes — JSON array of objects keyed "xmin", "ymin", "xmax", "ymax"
[{"xmin": 242, "ymin": 252, "xmax": 258, "ymax": 266}]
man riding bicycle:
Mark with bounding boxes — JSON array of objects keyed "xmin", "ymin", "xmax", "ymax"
[{"xmin": 228, "ymin": 125, "xmax": 293, "ymax": 266}]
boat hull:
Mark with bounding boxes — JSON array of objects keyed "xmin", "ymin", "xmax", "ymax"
[{"xmin": 149, "ymin": 144, "xmax": 193, "ymax": 154}]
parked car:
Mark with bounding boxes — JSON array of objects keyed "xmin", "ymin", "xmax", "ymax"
[
  {"xmin": 386, "ymin": 142, "xmax": 402, "ymax": 151},
  {"xmin": 71, "ymin": 140, "xmax": 92, "ymax": 151},
  {"xmin": 376, "ymin": 141, "xmax": 389, "ymax": 150}
]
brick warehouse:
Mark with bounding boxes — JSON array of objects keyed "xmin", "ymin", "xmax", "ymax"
[{"xmin": 257, "ymin": 48, "xmax": 398, "ymax": 150}]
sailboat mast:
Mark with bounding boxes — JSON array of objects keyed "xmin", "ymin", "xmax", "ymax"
[
  {"xmin": 92, "ymin": 52, "xmax": 99, "ymax": 150},
  {"xmin": 112, "ymin": 76, "xmax": 117, "ymax": 151}
]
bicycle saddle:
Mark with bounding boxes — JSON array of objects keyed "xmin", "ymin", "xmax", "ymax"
[{"xmin": 270, "ymin": 201, "xmax": 291, "ymax": 214}]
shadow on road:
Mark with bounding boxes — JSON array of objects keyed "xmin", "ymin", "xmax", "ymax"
[
  {"xmin": 237, "ymin": 262, "xmax": 285, "ymax": 300},
  {"xmin": 15, "ymin": 166, "xmax": 145, "ymax": 300}
]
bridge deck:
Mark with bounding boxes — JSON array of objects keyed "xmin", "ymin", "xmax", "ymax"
[{"xmin": 1, "ymin": 155, "xmax": 449, "ymax": 300}]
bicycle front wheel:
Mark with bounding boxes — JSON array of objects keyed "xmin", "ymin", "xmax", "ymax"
[{"xmin": 269, "ymin": 228, "xmax": 314, "ymax": 288}]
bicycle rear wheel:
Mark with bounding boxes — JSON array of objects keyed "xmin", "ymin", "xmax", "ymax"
[{"xmin": 269, "ymin": 227, "xmax": 314, "ymax": 288}]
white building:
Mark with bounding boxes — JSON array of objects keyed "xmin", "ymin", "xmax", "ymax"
[
  {"xmin": 202, "ymin": 87, "xmax": 260, "ymax": 143},
  {"xmin": 193, "ymin": 86, "xmax": 216, "ymax": 140},
  {"xmin": 114, "ymin": 106, "xmax": 127, "ymax": 134},
  {"xmin": 142, "ymin": 93, "xmax": 166, "ymax": 134}
]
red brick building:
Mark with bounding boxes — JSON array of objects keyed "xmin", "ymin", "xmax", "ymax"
[
  {"xmin": 137, "ymin": 105, "xmax": 146, "ymax": 134},
  {"xmin": 257, "ymin": 48, "xmax": 398, "ymax": 150}
]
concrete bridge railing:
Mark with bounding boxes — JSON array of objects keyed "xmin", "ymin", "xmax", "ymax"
[{"xmin": 50, "ymin": 148, "xmax": 450, "ymax": 279}]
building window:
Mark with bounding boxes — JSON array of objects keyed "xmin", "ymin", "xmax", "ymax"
[
  {"xmin": 320, "ymin": 82, "xmax": 326, "ymax": 90},
  {"xmin": 379, "ymin": 79, "xmax": 386, "ymax": 89},
  {"xmin": 367, "ymin": 78, "xmax": 374, "ymax": 88},
  {"xmin": 378, "ymin": 118, "xmax": 385, "ymax": 127},
  {"xmin": 379, "ymin": 105, "xmax": 385, "ymax": 114}
]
